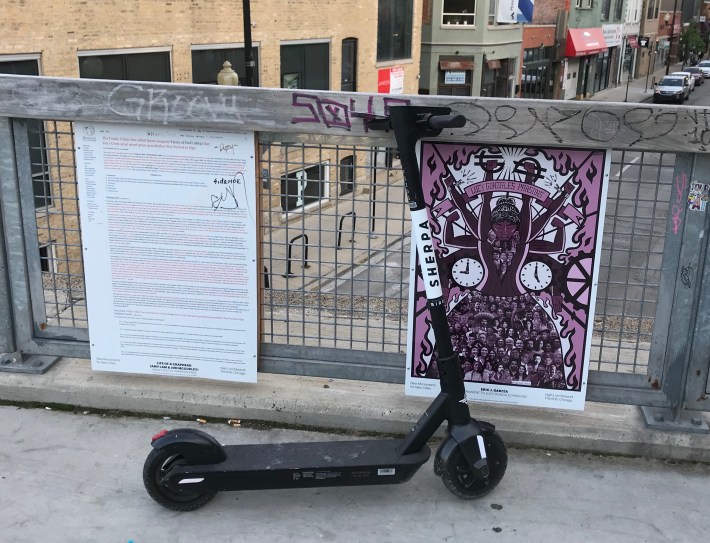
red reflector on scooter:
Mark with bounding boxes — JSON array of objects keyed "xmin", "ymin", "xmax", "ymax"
[{"xmin": 151, "ymin": 430, "xmax": 169, "ymax": 443}]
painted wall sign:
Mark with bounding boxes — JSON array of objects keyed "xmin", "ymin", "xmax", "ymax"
[
  {"xmin": 405, "ymin": 141, "xmax": 610, "ymax": 410},
  {"xmin": 75, "ymin": 122, "xmax": 258, "ymax": 382}
]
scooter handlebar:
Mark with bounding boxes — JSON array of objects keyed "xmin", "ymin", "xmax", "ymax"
[{"xmin": 423, "ymin": 114, "xmax": 466, "ymax": 130}]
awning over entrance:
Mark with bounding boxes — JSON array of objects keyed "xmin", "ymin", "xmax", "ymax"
[
  {"xmin": 439, "ymin": 59, "xmax": 475, "ymax": 71},
  {"xmin": 566, "ymin": 28, "xmax": 608, "ymax": 57}
]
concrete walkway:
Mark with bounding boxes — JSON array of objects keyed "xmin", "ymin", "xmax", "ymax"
[{"xmin": 1, "ymin": 404, "xmax": 708, "ymax": 543}]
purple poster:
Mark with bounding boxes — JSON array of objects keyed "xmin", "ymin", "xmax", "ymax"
[{"xmin": 405, "ymin": 142, "xmax": 610, "ymax": 410}]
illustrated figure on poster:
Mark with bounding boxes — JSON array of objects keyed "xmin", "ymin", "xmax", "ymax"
[{"xmin": 408, "ymin": 143, "xmax": 607, "ymax": 401}]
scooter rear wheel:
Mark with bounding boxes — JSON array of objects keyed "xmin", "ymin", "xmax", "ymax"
[
  {"xmin": 143, "ymin": 448, "xmax": 217, "ymax": 511},
  {"xmin": 440, "ymin": 431, "xmax": 507, "ymax": 499}
]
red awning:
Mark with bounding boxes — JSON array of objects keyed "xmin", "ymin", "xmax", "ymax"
[{"xmin": 566, "ymin": 28, "xmax": 608, "ymax": 57}]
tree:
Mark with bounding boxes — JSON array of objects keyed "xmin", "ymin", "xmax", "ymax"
[{"xmin": 679, "ymin": 22, "xmax": 708, "ymax": 64}]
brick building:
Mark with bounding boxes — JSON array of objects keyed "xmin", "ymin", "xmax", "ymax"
[
  {"xmin": 1, "ymin": 0, "xmax": 423, "ymax": 276},
  {"xmin": 1, "ymin": 0, "xmax": 422, "ymax": 93}
]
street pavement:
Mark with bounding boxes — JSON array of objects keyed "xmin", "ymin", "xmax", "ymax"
[
  {"xmin": 1, "ymin": 404, "xmax": 709, "ymax": 543},
  {"xmin": 590, "ymin": 62, "xmax": 685, "ymax": 103}
]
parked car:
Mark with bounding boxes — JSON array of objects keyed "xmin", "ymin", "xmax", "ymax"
[
  {"xmin": 683, "ymin": 66, "xmax": 705, "ymax": 84},
  {"xmin": 697, "ymin": 60, "xmax": 710, "ymax": 77},
  {"xmin": 671, "ymin": 72, "xmax": 695, "ymax": 92},
  {"xmin": 653, "ymin": 75, "xmax": 691, "ymax": 104}
]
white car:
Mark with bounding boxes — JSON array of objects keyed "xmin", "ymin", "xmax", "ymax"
[
  {"xmin": 654, "ymin": 75, "xmax": 691, "ymax": 104},
  {"xmin": 671, "ymin": 72, "xmax": 695, "ymax": 92},
  {"xmin": 697, "ymin": 60, "xmax": 710, "ymax": 77}
]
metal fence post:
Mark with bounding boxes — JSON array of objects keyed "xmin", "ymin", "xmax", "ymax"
[
  {"xmin": 641, "ymin": 153, "xmax": 710, "ymax": 432},
  {"xmin": 0, "ymin": 118, "xmax": 17, "ymax": 359},
  {"xmin": 0, "ymin": 118, "xmax": 58, "ymax": 373},
  {"xmin": 679, "ymin": 158, "xmax": 710, "ymax": 415}
]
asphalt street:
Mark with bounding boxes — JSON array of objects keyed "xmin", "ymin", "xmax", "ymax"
[{"xmin": 1, "ymin": 404, "xmax": 709, "ymax": 543}]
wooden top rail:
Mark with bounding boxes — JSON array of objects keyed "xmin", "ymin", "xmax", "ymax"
[{"xmin": 0, "ymin": 74, "xmax": 708, "ymax": 153}]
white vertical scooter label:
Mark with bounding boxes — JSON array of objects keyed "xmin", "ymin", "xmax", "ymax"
[{"xmin": 410, "ymin": 208, "xmax": 443, "ymax": 300}]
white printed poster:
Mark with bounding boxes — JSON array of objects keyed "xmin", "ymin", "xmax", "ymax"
[{"xmin": 75, "ymin": 122, "xmax": 258, "ymax": 382}]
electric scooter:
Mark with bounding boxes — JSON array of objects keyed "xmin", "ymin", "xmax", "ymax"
[{"xmin": 142, "ymin": 106, "xmax": 507, "ymax": 511}]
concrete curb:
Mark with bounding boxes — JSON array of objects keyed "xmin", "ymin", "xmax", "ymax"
[{"xmin": 1, "ymin": 357, "xmax": 710, "ymax": 463}]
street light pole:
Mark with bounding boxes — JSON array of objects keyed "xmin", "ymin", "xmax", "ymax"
[
  {"xmin": 243, "ymin": 0, "xmax": 254, "ymax": 87},
  {"xmin": 666, "ymin": 0, "xmax": 680, "ymax": 75}
]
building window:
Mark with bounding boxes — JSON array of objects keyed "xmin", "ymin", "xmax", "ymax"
[
  {"xmin": 280, "ymin": 43, "xmax": 330, "ymax": 90},
  {"xmin": 647, "ymin": 0, "xmax": 659, "ymax": 19},
  {"xmin": 0, "ymin": 59, "xmax": 51, "ymax": 208},
  {"xmin": 339, "ymin": 155, "xmax": 355, "ymax": 196},
  {"xmin": 281, "ymin": 163, "xmax": 328, "ymax": 212},
  {"xmin": 192, "ymin": 47, "xmax": 260, "ymax": 85},
  {"xmin": 601, "ymin": 0, "xmax": 611, "ymax": 19},
  {"xmin": 377, "ymin": 0, "xmax": 413, "ymax": 62},
  {"xmin": 79, "ymin": 51, "xmax": 171, "ymax": 82},
  {"xmin": 341, "ymin": 38, "xmax": 358, "ymax": 92},
  {"xmin": 39, "ymin": 243, "xmax": 55, "ymax": 273},
  {"xmin": 614, "ymin": 0, "xmax": 623, "ymax": 19},
  {"xmin": 521, "ymin": 47, "xmax": 553, "ymax": 100},
  {"xmin": 442, "ymin": 0, "xmax": 475, "ymax": 25}
]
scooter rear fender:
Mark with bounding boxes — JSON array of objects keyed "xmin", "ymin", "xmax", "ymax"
[
  {"xmin": 434, "ymin": 420, "xmax": 496, "ymax": 477},
  {"xmin": 151, "ymin": 428, "xmax": 227, "ymax": 464}
]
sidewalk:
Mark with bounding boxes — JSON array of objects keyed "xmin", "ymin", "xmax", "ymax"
[
  {"xmin": 2, "ymin": 404, "xmax": 709, "ymax": 543},
  {"xmin": 588, "ymin": 62, "xmax": 685, "ymax": 103}
]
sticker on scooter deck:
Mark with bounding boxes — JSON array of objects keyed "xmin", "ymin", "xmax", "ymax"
[{"xmin": 405, "ymin": 142, "xmax": 610, "ymax": 411}]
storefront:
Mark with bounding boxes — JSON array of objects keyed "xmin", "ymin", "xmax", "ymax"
[
  {"xmin": 603, "ymin": 24, "xmax": 623, "ymax": 87},
  {"xmin": 437, "ymin": 57, "xmax": 475, "ymax": 96},
  {"xmin": 566, "ymin": 27, "xmax": 609, "ymax": 99},
  {"xmin": 481, "ymin": 57, "xmax": 516, "ymax": 98}
]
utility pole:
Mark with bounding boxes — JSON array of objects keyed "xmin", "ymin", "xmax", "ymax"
[
  {"xmin": 243, "ymin": 0, "xmax": 254, "ymax": 87},
  {"xmin": 666, "ymin": 0, "xmax": 680, "ymax": 75}
]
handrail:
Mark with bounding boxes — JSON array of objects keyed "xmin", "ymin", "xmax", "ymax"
[{"xmin": 1, "ymin": 74, "xmax": 709, "ymax": 153}]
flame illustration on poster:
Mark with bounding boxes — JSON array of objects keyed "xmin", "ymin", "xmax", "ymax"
[{"xmin": 405, "ymin": 143, "xmax": 610, "ymax": 410}]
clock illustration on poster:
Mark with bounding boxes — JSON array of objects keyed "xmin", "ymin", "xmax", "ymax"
[
  {"xmin": 520, "ymin": 261, "xmax": 553, "ymax": 291},
  {"xmin": 450, "ymin": 257, "xmax": 484, "ymax": 288}
]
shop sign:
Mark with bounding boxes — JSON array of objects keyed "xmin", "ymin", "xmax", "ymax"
[
  {"xmin": 602, "ymin": 24, "xmax": 623, "ymax": 47},
  {"xmin": 444, "ymin": 71, "xmax": 466, "ymax": 84}
]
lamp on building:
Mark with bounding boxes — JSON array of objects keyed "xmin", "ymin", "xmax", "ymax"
[
  {"xmin": 664, "ymin": 13, "xmax": 671, "ymax": 26},
  {"xmin": 217, "ymin": 61, "xmax": 240, "ymax": 86}
]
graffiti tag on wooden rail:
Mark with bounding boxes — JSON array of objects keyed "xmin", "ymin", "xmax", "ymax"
[
  {"xmin": 108, "ymin": 84, "xmax": 244, "ymax": 125},
  {"xmin": 100, "ymin": 82, "xmax": 710, "ymax": 149},
  {"xmin": 288, "ymin": 98, "xmax": 710, "ymax": 149},
  {"xmin": 290, "ymin": 93, "xmax": 410, "ymax": 131}
]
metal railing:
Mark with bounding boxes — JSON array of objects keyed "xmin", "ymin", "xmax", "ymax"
[{"xmin": 0, "ymin": 74, "xmax": 708, "ymax": 430}]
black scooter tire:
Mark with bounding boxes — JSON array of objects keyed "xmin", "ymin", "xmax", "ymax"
[
  {"xmin": 143, "ymin": 448, "xmax": 217, "ymax": 511},
  {"xmin": 439, "ymin": 431, "xmax": 507, "ymax": 499}
]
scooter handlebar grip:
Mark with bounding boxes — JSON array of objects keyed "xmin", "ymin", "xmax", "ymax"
[
  {"xmin": 426, "ymin": 114, "xmax": 466, "ymax": 130},
  {"xmin": 367, "ymin": 118, "xmax": 392, "ymax": 131}
]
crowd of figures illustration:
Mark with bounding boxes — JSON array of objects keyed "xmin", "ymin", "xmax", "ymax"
[{"xmin": 426, "ymin": 292, "xmax": 566, "ymax": 389}]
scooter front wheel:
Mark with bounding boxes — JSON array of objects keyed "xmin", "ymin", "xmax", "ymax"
[
  {"xmin": 440, "ymin": 431, "xmax": 507, "ymax": 499},
  {"xmin": 143, "ymin": 448, "xmax": 217, "ymax": 511}
]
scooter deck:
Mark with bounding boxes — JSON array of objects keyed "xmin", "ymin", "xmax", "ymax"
[{"xmin": 166, "ymin": 439, "xmax": 431, "ymax": 492}]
